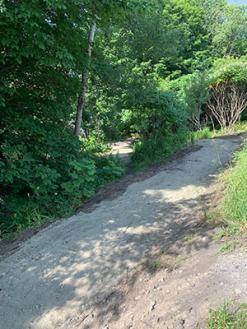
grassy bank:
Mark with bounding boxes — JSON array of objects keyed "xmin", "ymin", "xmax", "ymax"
[
  {"xmin": 221, "ymin": 139, "xmax": 247, "ymax": 233},
  {"xmin": 211, "ymin": 136, "xmax": 247, "ymax": 239},
  {"xmin": 193, "ymin": 121, "xmax": 247, "ymax": 141}
]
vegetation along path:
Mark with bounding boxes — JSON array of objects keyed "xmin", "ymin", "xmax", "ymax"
[{"xmin": 0, "ymin": 135, "xmax": 247, "ymax": 329}]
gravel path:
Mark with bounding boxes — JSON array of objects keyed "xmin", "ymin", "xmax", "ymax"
[{"xmin": 0, "ymin": 136, "xmax": 245, "ymax": 329}]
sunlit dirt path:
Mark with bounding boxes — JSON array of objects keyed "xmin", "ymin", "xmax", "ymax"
[{"xmin": 0, "ymin": 135, "xmax": 246, "ymax": 329}]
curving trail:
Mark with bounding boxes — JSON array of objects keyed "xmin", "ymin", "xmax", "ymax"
[{"xmin": 0, "ymin": 135, "xmax": 246, "ymax": 329}]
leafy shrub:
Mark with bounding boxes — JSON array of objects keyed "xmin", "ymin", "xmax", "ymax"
[
  {"xmin": 165, "ymin": 72, "xmax": 209, "ymax": 130},
  {"xmin": 131, "ymin": 87, "xmax": 191, "ymax": 168},
  {"xmin": 210, "ymin": 57, "xmax": 247, "ymax": 85},
  {"xmin": 0, "ymin": 121, "xmax": 124, "ymax": 236},
  {"xmin": 94, "ymin": 156, "xmax": 125, "ymax": 186},
  {"xmin": 0, "ymin": 1, "xmax": 126, "ymax": 237},
  {"xmin": 132, "ymin": 130, "xmax": 191, "ymax": 169},
  {"xmin": 83, "ymin": 130, "xmax": 110, "ymax": 154}
]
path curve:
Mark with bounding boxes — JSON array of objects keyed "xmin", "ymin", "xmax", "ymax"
[{"xmin": 0, "ymin": 136, "xmax": 245, "ymax": 329}]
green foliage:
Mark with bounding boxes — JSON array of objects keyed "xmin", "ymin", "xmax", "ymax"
[
  {"xmin": 192, "ymin": 121, "xmax": 247, "ymax": 141},
  {"xmin": 166, "ymin": 72, "xmax": 209, "ymax": 130},
  {"xmin": 211, "ymin": 4, "xmax": 247, "ymax": 58},
  {"xmin": 0, "ymin": 0, "xmax": 127, "ymax": 237},
  {"xmin": 125, "ymin": 79, "xmax": 191, "ymax": 168},
  {"xmin": 210, "ymin": 57, "xmax": 247, "ymax": 85},
  {"xmin": 163, "ymin": 0, "xmax": 212, "ymax": 73},
  {"xmin": 1, "ymin": 0, "xmax": 247, "ymax": 237},
  {"xmin": 207, "ymin": 303, "xmax": 247, "ymax": 329},
  {"xmin": 132, "ymin": 130, "xmax": 191, "ymax": 169},
  {"xmin": 192, "ymin": 127, "xmax": 212, "ymax": 140},
  {"xmin": 0, "ymin": 125, "xmax": 124, "ymax": 235},
  {"xmin": 94, "ymin": 156, "xmax": 125, "ymax": 186}
]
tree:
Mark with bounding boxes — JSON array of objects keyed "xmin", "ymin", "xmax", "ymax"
[
  {"xmin": 74, "ymin": 23, "xmax": 97, "ymax": 136},
  {"xmin": 208, "ymin": 83, "xmax": 247, "ymax": 129},
  {"xmin": 206, "ymin": 2, "xmax": 247, "ymax": 57},
  {"xmin": 0, "ymin": 0, "xmax": 126, "ymax": 234},
  {"xmin": 207, "ymin": 58, "xmax": 247, "ymax": 129}
]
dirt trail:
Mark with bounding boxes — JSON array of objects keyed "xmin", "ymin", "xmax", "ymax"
[
  {"xmin": 0, "ymin": 136, "xmax": 246, "ymax": 329},
  {"xmin": 109, "ymin": 139, "xmax": 135, "ymax": 163},
  {"xmin": 87, "ymin": 242, "xmax": 247, "ymax": 329}
]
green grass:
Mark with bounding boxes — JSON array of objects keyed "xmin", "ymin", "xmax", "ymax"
[
  {"xmin": 210, "ymin": 139, "xmax": 247, "ymax": 239},
  {"xmin": 193, "ymin": 127, "xmax": 213, "ymax": 140},
  {"xmin": 207, "ymin": 303, "xmax": 247, "ymax": 329},
  {"xmin": 219, "ymin": 241, "xmax": 240, "ymax": 254},
  {"xmin": 192, "ymin": 121, "xmax": 247, "ymax": 141},
  {"xmin": 221, "ymin": 140, "xmax": 247, "ymax": 232}
]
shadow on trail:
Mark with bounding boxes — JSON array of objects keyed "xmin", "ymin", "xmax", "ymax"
[
  {"xmin": 80, "ymin": 191, "xmax": 216, "ymax": 328},
  {"xmin": 25, "ymin": 189, "xmax": 214, "ymax": 328},
  {"xmin": 0, "ymin": 136, "xmax": 244, "ymax": 329}
]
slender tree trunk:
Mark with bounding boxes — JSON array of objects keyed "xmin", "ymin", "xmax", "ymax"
[{"xmin": 74, "ymin": 23, "xmax": 96, "ymax": 136}]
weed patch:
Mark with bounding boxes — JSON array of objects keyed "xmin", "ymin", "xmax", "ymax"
[{"xmin": 207, "ymin": 303, "xmax": 247, "ymax": 329}]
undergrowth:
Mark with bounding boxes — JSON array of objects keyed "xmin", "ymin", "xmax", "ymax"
[
  {"xmin": 193, "ymin": 121, "xmax": 247, "ymax": 141},
  {"xmin": 131, "ymin": 121, "xmax": 247, "ymax": 171},
  {"xmin": 131, "ymin": 130, "xmax": 192, "ymax": 170},
  {"xmin": 0, "ymin": 143, "xmax": 125, "ymax": 239}
]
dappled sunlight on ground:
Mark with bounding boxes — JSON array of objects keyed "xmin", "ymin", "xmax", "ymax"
[{"xmin": 0, "ymin": 136, "xmax": 246, "ymax": 329}]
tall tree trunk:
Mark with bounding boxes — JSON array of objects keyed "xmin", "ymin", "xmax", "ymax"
[{"xmin": 74, "ymin": 23, "xmax": 96, "ymax": 136}]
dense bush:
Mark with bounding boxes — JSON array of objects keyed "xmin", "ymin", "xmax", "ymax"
[
  {"xmin": 130, "ymin": 87, "xmax": 191, "ymax": 167},
  {"xmin": 164, "ymin": 72, "xmax": 209, "ymax": 131},
  {"xmin": 167, "ymin": 58, "xmax": 247, "ymax": 132},
  {"xmin": 207, "ymin": 58, "xmax": 247, "ymax": 128},
  {"xmin": 0, "ymin": 121, "xmax": 124, "ymax": 235}
]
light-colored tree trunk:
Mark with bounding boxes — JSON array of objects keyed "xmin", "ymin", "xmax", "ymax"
[{"xmin": 74, "ymin": 23, "xmax": 96, "ymax": 136}]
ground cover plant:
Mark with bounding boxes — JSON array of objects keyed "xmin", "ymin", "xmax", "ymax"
[{"xmin": 207, "ymin": 303, "xmax": 247, "ymax": 329}]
